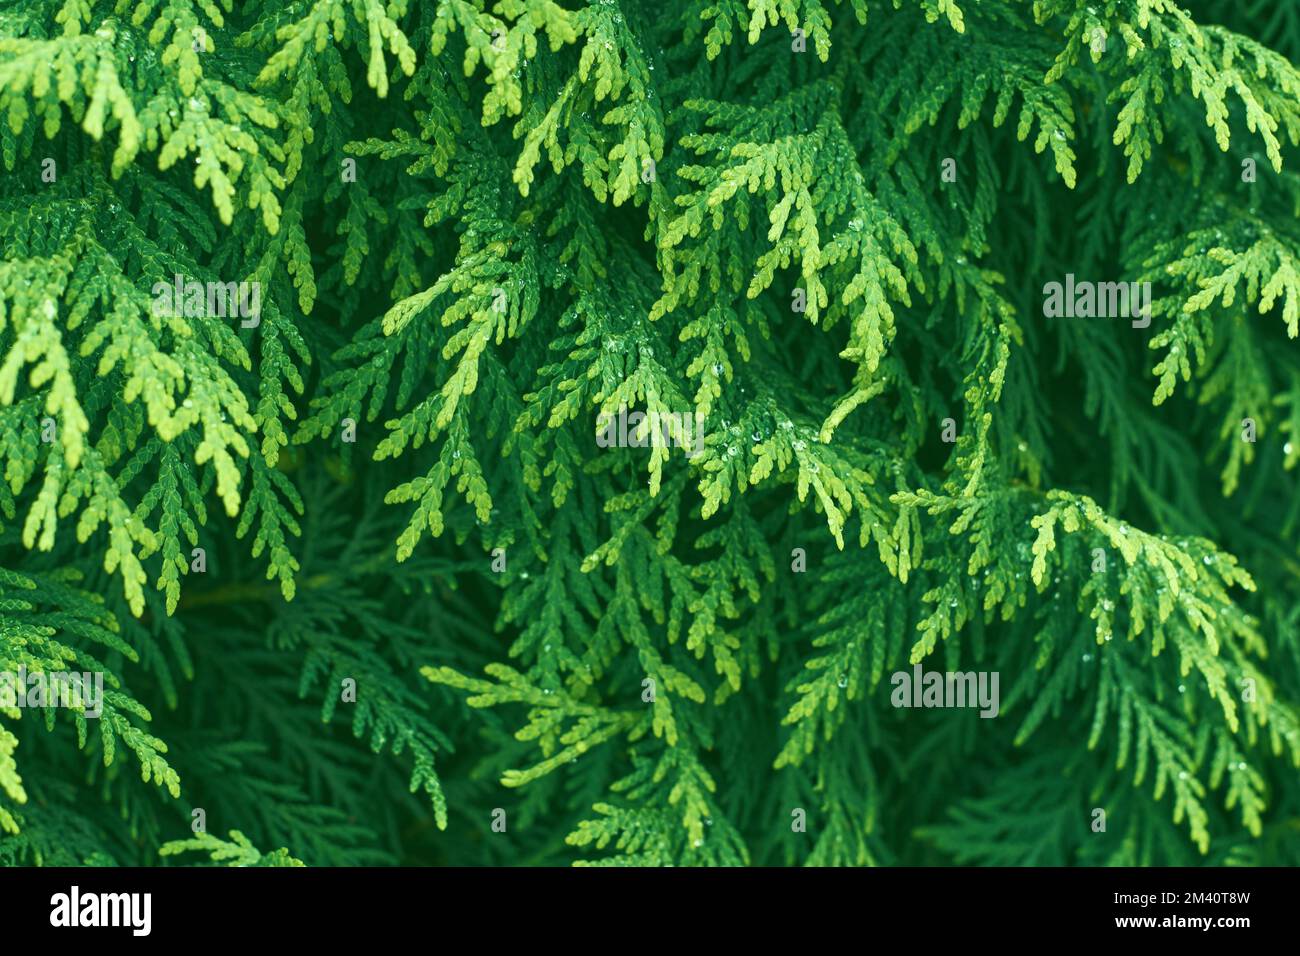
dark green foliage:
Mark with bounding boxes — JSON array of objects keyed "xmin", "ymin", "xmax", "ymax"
[{"xmin": 1, "ymin": 0, "xmax": 1299, "ymax": 867}]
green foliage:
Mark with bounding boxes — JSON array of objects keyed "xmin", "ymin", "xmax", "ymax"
[
  {"xmin": 1, "ymin": 0, "xmax": 1299, "ymax": 868},
  {"xmin": 159, "ymin": 828, "xmax": 304, "ymax": 866}
]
